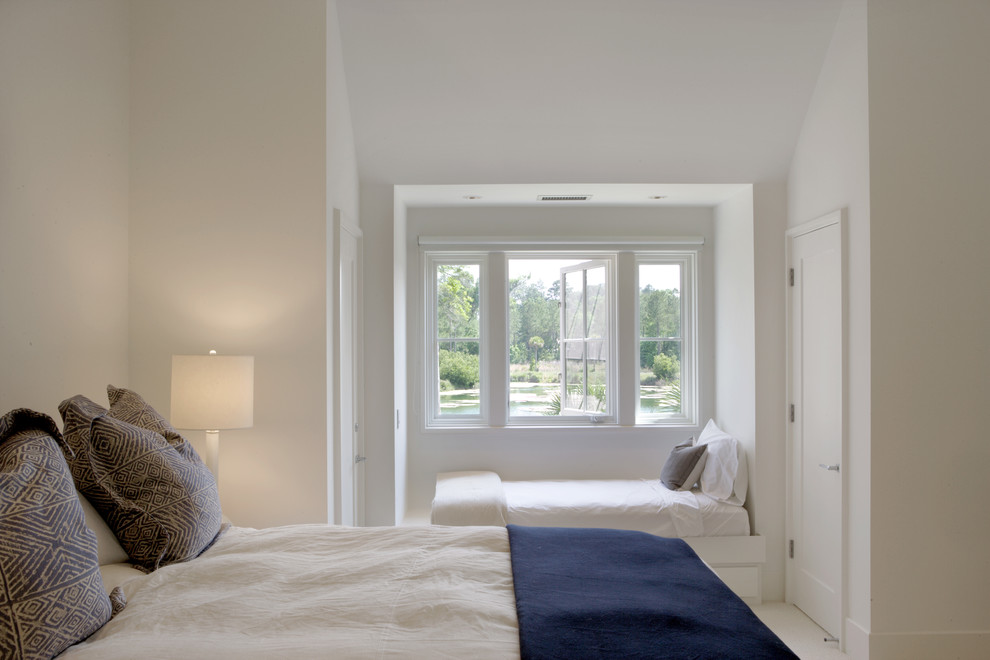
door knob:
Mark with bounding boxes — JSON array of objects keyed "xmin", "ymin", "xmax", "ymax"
[{"xmin": 818, "ymin": 463, "xmax": 840, "ymax": 472}]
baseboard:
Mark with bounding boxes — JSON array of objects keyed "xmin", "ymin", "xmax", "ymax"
[
  {"xmin": 867, "ymin": 629, "xmax": 990, "ymax": 659},
  {"xmin": 843, "ymin": 617, "xmax": 869, "ymax": 660}
]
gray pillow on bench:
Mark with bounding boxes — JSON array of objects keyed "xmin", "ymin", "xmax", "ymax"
[{"xmin": 660, "ymin": 440, "xmax": 708, "ymax": 491}]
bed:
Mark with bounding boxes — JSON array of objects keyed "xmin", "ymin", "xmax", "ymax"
[{"xmin": 1, "ymin": 392, "xmax": 796, "ymax": 659}]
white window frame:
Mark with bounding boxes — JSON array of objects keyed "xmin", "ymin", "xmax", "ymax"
[
  {"xmin": 635, "ymin": 251, "xmax": 698, "ymax": 426},
  {"xmin": 421, "ymin": 244, "xmax": 698, "ymax": 430},
  {"xmin": 505, "ymin": 254, "xmax": 616, "ymax": 426},
  {"xmin": 424, "ymin": 252, "xmax": 488, "ymax": 427}
]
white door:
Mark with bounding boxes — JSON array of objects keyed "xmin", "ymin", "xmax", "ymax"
[
  {"xmin": 332, "ymin": 211, "xmax": 364, "ymax": 526},
  {"xmin": 787, "ymin": 212, "xmax": 844, "ymax": 640}
]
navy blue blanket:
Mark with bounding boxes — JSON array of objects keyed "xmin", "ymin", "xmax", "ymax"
[{"xmin": 507, "ymin": 525, "xmax": 798, "ymax": 660}]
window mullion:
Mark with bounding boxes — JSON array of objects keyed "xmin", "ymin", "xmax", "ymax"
[
  {"xmin": 616, "ymin": 252, "xmax": 637, "ymax": 425},
  {"xmin": 582, "ymin": 269, "xmax": 589, "ymax": 412},
  {"xmin": 488, "ymin": 253, "xmax": 508, "ymax": 427}
]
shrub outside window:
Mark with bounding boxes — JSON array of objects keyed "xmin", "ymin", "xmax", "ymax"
[{"xmin": 428, "ymin": 257, "xmax": 484, "ymax": 425}]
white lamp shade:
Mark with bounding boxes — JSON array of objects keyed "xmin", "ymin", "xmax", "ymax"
[{"xmin": 171, "ymin": 354, "xmax": 254, "ymax": 430}]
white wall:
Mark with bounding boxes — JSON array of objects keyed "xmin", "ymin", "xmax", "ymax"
[
  {"xmin": 128, "ymin": 0, "xmax": 343, "ymax": 528},
  {"xmin": 712, "ymin": 184, "xmax": 788, "ymax": 603},
  {"xmin": 0, "ymin": 0, "xmax": 130, "ymax": 420},
  {"xmin": 713, "ymin": 188, "xmax": 756, "ymax": 500},
  {"xmin": 752, "ymin": 182, "xmax": 789, "ymax": 603},
  {"xmin": 712, "ymin": 186, "xmax": 759, "ymax": 562},
  {"xmin": 357, "ymin": 183, "xmax": 398, "ymax": 526},
  {"xmin": 399, "ymin": 205, "xmax": 716, "ymax": 519},
  {"xmin": 326, "ymin": 2, "xmax": 360, "ymax": 220},
  {"xmin": 787, "ymin": 0, "xmax": 871, "ymax": 654},
  {"xmin": 867, "ymin": 1, "xmax": 990, "ymax": 657}
]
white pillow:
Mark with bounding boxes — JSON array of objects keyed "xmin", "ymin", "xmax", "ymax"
[
  {"xmin": 695, "ymin": 419, "xmax": 749, "ymax": 506},
  {"xmin": 78, "ymin": 490, "xmax": 129, "ymax": 566}
]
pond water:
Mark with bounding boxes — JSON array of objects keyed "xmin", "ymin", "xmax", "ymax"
[{"xmin": 439, "ymin": 382, "xmax": 678, "ymax": 417}]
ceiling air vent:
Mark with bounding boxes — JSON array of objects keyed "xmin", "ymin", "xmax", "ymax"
[{"xmin": 538, "ymin": 194, "xmax": 592, "ymax": 202}]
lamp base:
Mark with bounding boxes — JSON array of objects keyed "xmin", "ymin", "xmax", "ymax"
[{"xmin": 205, "ymin": 430, "xmax": 220, "ymax": 481}]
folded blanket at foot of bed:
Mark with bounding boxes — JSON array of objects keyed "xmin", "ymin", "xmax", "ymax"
[
  {"xmin": 431, "ymin": 470, "xmax": 508, "ymax": 526},
  {"xmin": 506, "ymin": 525, "xmax": 797, "ymax": 660}
]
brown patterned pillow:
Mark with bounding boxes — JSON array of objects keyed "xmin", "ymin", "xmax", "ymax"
[
  {"xmin": 0, "ymin": 408, "xmax": 112, "ymax": 659},
  {"xmin": 106, "ymin": 385, "xmax": 190, "ymax": 450},
  {"xmin": 58, "ymin": 395, "xmax": 223, "ymax": 571}
]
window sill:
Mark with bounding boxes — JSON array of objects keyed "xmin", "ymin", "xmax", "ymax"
[{"xmin": 423, "ymin": 422, "xmax": 698, "ymax": 433}]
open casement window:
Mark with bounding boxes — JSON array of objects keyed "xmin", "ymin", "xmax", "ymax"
[
  {"xmin": 428, "ymin": 258, "xmax": 485, "ymax": 426},
  {"xmin": 558, "ymin": 261, "xmax": 611, "ymax": 420}
]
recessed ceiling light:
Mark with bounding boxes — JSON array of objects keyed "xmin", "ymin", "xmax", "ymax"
[{"xmin": 463, "ymin": 195, "xmax": 482, "ymax": 200}]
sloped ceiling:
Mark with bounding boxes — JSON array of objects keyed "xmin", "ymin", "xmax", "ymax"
[{"xmin": 336, "ymin": 0, "xmax": 843, "ymax": 189}]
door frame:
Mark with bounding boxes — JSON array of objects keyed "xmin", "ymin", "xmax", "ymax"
[
  {"xmin": 784, "ymin": 209, "xmax": 848, "ymax": 647},
  {"xmin": 330, "ymin": 208, "xmax": 364, "ymax": 526}
]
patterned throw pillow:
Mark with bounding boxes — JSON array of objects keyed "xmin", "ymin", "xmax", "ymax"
[
  {"xmin": 59, "ymin": 394, "xmax": 223, "ymax": 571},
  {"xmin": 106, "ymin": 385, "xmax": 202, "ymax": 459},
  {"xmin": 0, "ymin": 409, "xmax": 112, "ymax": 660}
]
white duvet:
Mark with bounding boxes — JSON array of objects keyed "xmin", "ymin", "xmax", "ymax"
[
  {"xmin": 503, "ymin": 479, "xmax": 705, "ymax": 537},
  {"xmin": 61, "ymin": 525, "xmax": 520, "ymax": 659}
]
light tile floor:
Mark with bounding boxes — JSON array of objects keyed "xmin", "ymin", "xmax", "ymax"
[{"xmin": 752, "ymin": 602, "xmax": 848, "ymax": 659}]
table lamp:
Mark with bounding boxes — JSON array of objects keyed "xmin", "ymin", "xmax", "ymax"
[{"xmin": 170, "ymin": 350, "xmax": 254, "ymax": 480}]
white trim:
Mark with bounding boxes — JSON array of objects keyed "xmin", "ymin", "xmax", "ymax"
[
  {"xmin": 424, "ymin": 253, "xmax": 488, "ymax": 428},
  {"xmin": 866, "ymin": 630, "xmax": 990, "ymax": 660},
  {"xmin": 785, "ymin": 209, "xmax": 841, "ymax": 239},
  {"xmin": 422, "ymin": 246, "xmax": 700, "ymax": 430},
  {"xmin": 418, "ymin": 235, "xmax": 705, "ymax": 247},
  {"xmin": 843, "ymin": 617, "xmax": 870, "ymax": 660},
  {"xmin": 634, "ymin": 251, "xmax": 699, "ymax": 426}
]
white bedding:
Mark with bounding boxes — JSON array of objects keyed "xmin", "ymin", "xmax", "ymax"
[
  {"xmin": 61, "ymin": 525, "xmax": 520, "ymax": 659},
  {"xmin": 432, "ymin": 472, "xmax": 751, "ymax": 537},
  {"xmin": 692, "ymin": 490, "xmax": 752, "ymax": 536},
  {"xmin": 504, "ymin": 479, "xmax": 732, "ymax": 537}
]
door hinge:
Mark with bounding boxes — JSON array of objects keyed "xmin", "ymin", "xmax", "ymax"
[
  {"xmin": 789, "ymin": 404, "xmax": 795, "ymax": 422},
  {"xmin": 789, "ymin": 539, "xmax": 794, "ymax": 559},
  {"xmin": 789, "ymin": 268, "xmax": 794, "ymax": 286}
]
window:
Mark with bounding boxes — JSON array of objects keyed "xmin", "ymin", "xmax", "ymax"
[
  {"xmin": 507, "ymin": 257, "xmax": 613, "ymax": 421},
  {"xmin": 425, "ymin": 248, "xmax": 696, "ymax": 428},
  {"xmin": 637, "ymin": 257, "xmax": 693, "ymax": 423},
  {"xmin": 427, "ymin": 256, "xmax": 485, "ymax": 426},
  {"xmin": 560, "ymin": 261, "xmax": 610, "ymax": 416}
]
